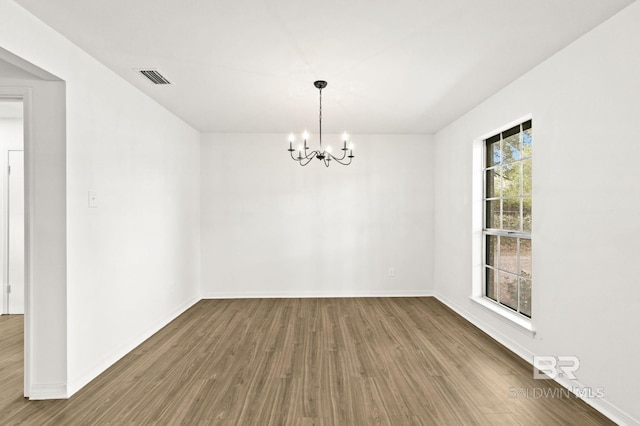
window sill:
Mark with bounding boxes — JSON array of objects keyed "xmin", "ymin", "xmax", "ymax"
[{"xmin": 469, "ymin": 296, "xmax": 536, "ymax": 337}]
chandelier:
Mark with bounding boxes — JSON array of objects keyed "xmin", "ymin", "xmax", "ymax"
[{"xmin": 288, "ymin": 80, "xmax": 354, "ymax": 167}]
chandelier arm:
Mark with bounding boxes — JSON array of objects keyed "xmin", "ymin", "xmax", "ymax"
[
  {"xmin": 291, "ymin": 149, "xmax": 317, "ymax": 162},
  {"xmin": 330, "ymin": 150, "xmax": 347, "ymax": 161},
  {"xmin": 330, "ymin": 155, "xmax": 353, "ymax": 166},
  {"xmin": 304, "ymin": 150, "xmax": 319, "ymax": 160},
  {"xmin": 298, "ymin": 151, "xmax": 319, "ymax": 166}
]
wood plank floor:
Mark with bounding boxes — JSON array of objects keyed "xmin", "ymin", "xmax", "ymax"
[{"xmin": 0, "ymin": 298, "xmax": 613, "ymax": 425}]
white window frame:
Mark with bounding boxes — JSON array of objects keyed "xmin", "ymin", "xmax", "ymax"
[{"xmin": 471, "ymin": 114, "xmax": 534, "ymax": 335}]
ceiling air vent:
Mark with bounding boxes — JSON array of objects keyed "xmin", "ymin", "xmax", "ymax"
[{"xmin": 137, "ymin": 69, "xmax": 171, "ymax": 85}]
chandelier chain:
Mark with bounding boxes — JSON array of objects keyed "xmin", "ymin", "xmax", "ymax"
[{"xmin": 319, "ymin": 87, "xmax": 322, "ymax": 148}]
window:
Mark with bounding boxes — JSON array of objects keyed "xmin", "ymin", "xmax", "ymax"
[{"xmin": 483, "ymin": 120, "xmax": 532, "ymax": 318}]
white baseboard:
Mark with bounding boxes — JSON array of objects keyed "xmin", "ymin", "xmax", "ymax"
[
  {"xmin": 29, "ymin": 383, "xmax": 67, "ymax": 400},
  {"xmin": 202, "ymin": 290, "xmax": 434, "ymax": 299},
  {"xmin": 433, "ymin": 291, "xmax": 639, "ymax": 426},
  {"xmin": 66, "ymin": 296, "xmax": 200, "ymax": 398}
]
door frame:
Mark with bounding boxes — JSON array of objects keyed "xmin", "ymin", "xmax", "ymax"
[{"xmin": 0, "ymin": 88, "xmax": 33, "ymax": 397}]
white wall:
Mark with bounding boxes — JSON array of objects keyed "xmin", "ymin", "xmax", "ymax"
[
  {"xmin": 433, "ymin": 2, "xmax": 640, "ymax": 424},
  {"xmin": 201, "ymin": 133, "xmax": 433, "ymax": 298},
  {"xmin": 0, "ymin": 2, "xmax": 201, "ymax": 398},
  {"xmin": 0, "ymin": 116, "xmax": 23, "ymax": 315}
]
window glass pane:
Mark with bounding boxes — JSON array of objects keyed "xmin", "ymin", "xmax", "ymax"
[
  {"xmin": 503, "ymin": 132, "xmax": 521, "ymax": 162},
  {"xmin": 522, "ymin": 197, "xmax": 532, "ymax": 232},
  {"xmin": 486, "ymin": 235, "xmax": 498, "ymax": 268},
  {"xmin": 486, "ymin": 136, "xmax": 501, "ymax": 167},
  {"xmin": 502, "ymin": 124, "xmax": 520, "ymax": 139},
  {"xmin": 499, "ymin": 236, "xmax": 518, "ymax": 274},
  {"xmin": 502, "ymin": 199, "xmax": 520, "ymax": 231},
  {"xmin": 483, "ymin": 120, "xmax": 532, "ymax": 318},
  {"xmin": 522, "ymin": 128, "xmax": 532, "ymax": 158},
  {"xmin": 499, "ymin": 272, "xmax": 518, "ymax": 311},
  {"xmin": 522, "ymin": 159, "xmax": 532, "ymax": 195},
  {"xmin": 486, "ymin": 267, "xmax": 497, "ymax": 301},
  {"xmin": 502, "ymin": 162, "xmax": 521, "ymax": 197},
  {"xmin": 519, "ymin": 278, "xmax": 532, "ymax": 317},
  {"xmin": 485, "ymin": 168, "xmax": 501, "ymax": 198},
  {"xmin": 519, "ymin": 238, "xmax": 531, "ymax": 278},
  {"xmin": 485, "ymin": 200, "xmax": 500, "ymax": 229}
]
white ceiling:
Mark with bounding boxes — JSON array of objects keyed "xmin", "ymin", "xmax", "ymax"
[{"xmin": 14, "ymin": 0, "xmax": 634, "ymax": 134}]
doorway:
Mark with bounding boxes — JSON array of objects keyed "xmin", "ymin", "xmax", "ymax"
[
  {"xmin": 0, "ymin": 100, "xmax": 24, "ymax": 315},
  {"xmin": 0, "ymin": 97, "xmax": 27, "ymax": 398},
  {"xmin": 7, "ymin": 150, "xmax": 24, "ymax": 314}
]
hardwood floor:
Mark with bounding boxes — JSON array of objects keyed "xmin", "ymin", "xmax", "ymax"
[{"xmin": 0, "ymin": 298, "xmax": 613, "ymax": 425}]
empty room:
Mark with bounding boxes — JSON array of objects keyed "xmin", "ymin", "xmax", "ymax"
[{"xmin": 0, "ymin": 0, "xmax": 639, "ymax": 424}]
